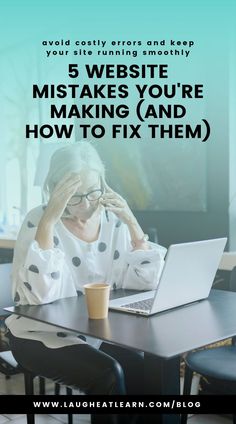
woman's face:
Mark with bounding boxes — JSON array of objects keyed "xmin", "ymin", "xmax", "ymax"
[{"xmin": 66, "ymin": 170, "xmax": 102, "ymax": 220}]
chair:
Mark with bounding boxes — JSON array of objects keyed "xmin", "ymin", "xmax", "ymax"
[
  {"xmin": 181, "ymin": 266, "xmax": 236, "ymax": 424},
  {"xmin": 0, "ymin": 349, "xmax": 45, "ymax": 391},
  {"xmin": 24, "ymin": 369, "xmax": 73, "ymax": 424},
  {"xmin": 0, "ymin": 329, "xmax": 73, "ymax": 424},
  {"xmin": 0, "ymin": 263, "xmax": 73, "ymax": 424},
  {"xmin": 147, "ymin": 227, "xmax": 158, "ymax": 244}
]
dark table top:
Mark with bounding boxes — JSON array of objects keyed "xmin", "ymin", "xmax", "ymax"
[{"xmin": 5, "ymin": 289, "xmax": 236, "ymax": 359}]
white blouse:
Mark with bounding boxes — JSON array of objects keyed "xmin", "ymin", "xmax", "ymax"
[{"xmin": 6, "ymin": 205, "xmax": 167, "ymax": 349}]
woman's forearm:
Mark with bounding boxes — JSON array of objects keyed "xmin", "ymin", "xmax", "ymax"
[
  {"xmin": 35, "ymin": 216, "xmax": 55, "ymax": 250},
  {"xmin": 126, "ymin": 217, "xmax": 149, "ymax": 251}
]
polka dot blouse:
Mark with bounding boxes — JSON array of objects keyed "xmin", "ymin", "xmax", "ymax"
[{"xmin": 6, "ymin": 206, "xmax": 167, "ymax": 349}]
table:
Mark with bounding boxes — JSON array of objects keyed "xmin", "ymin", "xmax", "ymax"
[
  {"xmin": 0, "ymin": 237, "xmax": 16, "ymax": 250},
  {"xmin": 5, "ymin": 289, "xmax": 236, "ymax": 424}
]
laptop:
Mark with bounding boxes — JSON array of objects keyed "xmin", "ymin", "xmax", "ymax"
[{"xmin": 109, "ymin": 238, "xmax": 227, "ymax": 316}]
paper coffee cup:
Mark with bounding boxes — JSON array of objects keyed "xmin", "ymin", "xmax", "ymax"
[{"xmin": 84, "ymin": 283, "xmax": 110, "ymax": 319}]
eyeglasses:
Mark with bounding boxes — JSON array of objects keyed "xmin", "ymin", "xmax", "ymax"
[{"xmin": 67, "ymin": 189, "xmax": 103, "ymax": 206}]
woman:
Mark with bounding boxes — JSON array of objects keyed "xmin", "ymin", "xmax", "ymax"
[{"xmin": 6, "ymin": 142, "xmax": 166, "ymax": 422}]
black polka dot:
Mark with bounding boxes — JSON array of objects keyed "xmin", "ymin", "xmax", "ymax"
[
  {"xmin": 27, "ymin": 221, "xmax": 35, "ymax": 228},
  {"xmin": 113, "ymin": 250, "xmax": 120, "ymax": 260},
  {"xmin": 14, "ymin": 292, "xmax": 20, "ymax": 302},
  {"xmin": 57, "ymin": 332, "xmax": 67, "ymax": 338},
  {"xmin": 77, "ymin": 334, "xmax": 86, "ymax": 342},
  {"xmin": 42, "ymin": 205, "xmax": 47, "ymax": 210},
  {"xmin": 51, "ymin": 271, "xmax": 60, "ymax": 279},
  {"xmin": 115, "ymin": 220, "xmax": 122, "ymax": 228},
  {"xmin": 24, "ymin": 282, "xmax": 32, "ymax": 291},
  {"xmin": 98, "ymin": 242, "xmax": 107, "ymax": 252},
  {"xmin": 53, "ymin": 236, "xmax": 59, "ymax": 246},
  {"xmin": 72, "ymin": 257, "xmax": 81, "ymax": 267},
  {"xmin": 29, "ymin": 264, "xmax": 39, "ymax": 273},
  {"xmin": 141, "ymin": 260, "xmax": 151, "ymax": 265}
]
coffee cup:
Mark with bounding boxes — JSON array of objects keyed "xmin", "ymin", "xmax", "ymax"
[{"xmin": 84, "ymin": 283, "xmax": 110, "ymax": 319}]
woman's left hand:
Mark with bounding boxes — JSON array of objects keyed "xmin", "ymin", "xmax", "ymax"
[
  {"xmin": 101, "ymin": 182, "xmax": 149, "ymax": 250},
  {"xmin": 99, "ymin": 185, "xmax": 135, "ymax": 225}
]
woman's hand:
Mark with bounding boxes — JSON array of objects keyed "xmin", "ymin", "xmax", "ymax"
[
  {"xmin": 100, "ymin": 184, "xmax": 135, "ymax": 225},
  {"xmin": 43, "ymin": 173, "xmax": 81, "ymax": 225},
  {"xmin": 100, "ymin": 182, "xmax": 149, "ymax": 250},
  {"xmin": 35, "ymin": 173, "xmax": 81, "ymax": 250}
]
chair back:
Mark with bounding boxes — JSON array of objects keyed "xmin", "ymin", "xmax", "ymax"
[
  {"xmin": 147, "ymin": 227, "xmax": 158, "ymax": 244},
  {"xmin": 229, "ymin": 266, "xmax": 236, "ymax": 345},
  {"xmin": 229, "ymin": 266, "xmax": 236, "ymax": 292}
]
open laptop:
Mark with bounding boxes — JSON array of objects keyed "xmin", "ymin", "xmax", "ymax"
[{"xmin": 109, "ymin": 238, "xmax": 227, "ymax": 316}]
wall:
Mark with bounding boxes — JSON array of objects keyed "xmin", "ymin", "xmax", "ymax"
[{"xmin": 135, "ymin": 67, "xmax": 231, "ymax": 249}]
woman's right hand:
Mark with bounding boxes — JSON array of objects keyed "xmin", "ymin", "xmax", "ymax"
[
  {"xmin": 43, "ymin": 173, "xmax": 82, "ymax": 225},
  {"xmin": 35, "ymin": 173, "xmax": 81, "ymax": 250}
]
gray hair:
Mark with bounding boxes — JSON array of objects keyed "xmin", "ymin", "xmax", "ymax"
[{"xmin": 43, "ymin": 142, "xmax": 105, "ymax": 201}]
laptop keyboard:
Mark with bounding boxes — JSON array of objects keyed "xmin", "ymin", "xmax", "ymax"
[{"xmin": 121, "ymin": 297, "xmax": 153, "ymax": 311}]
